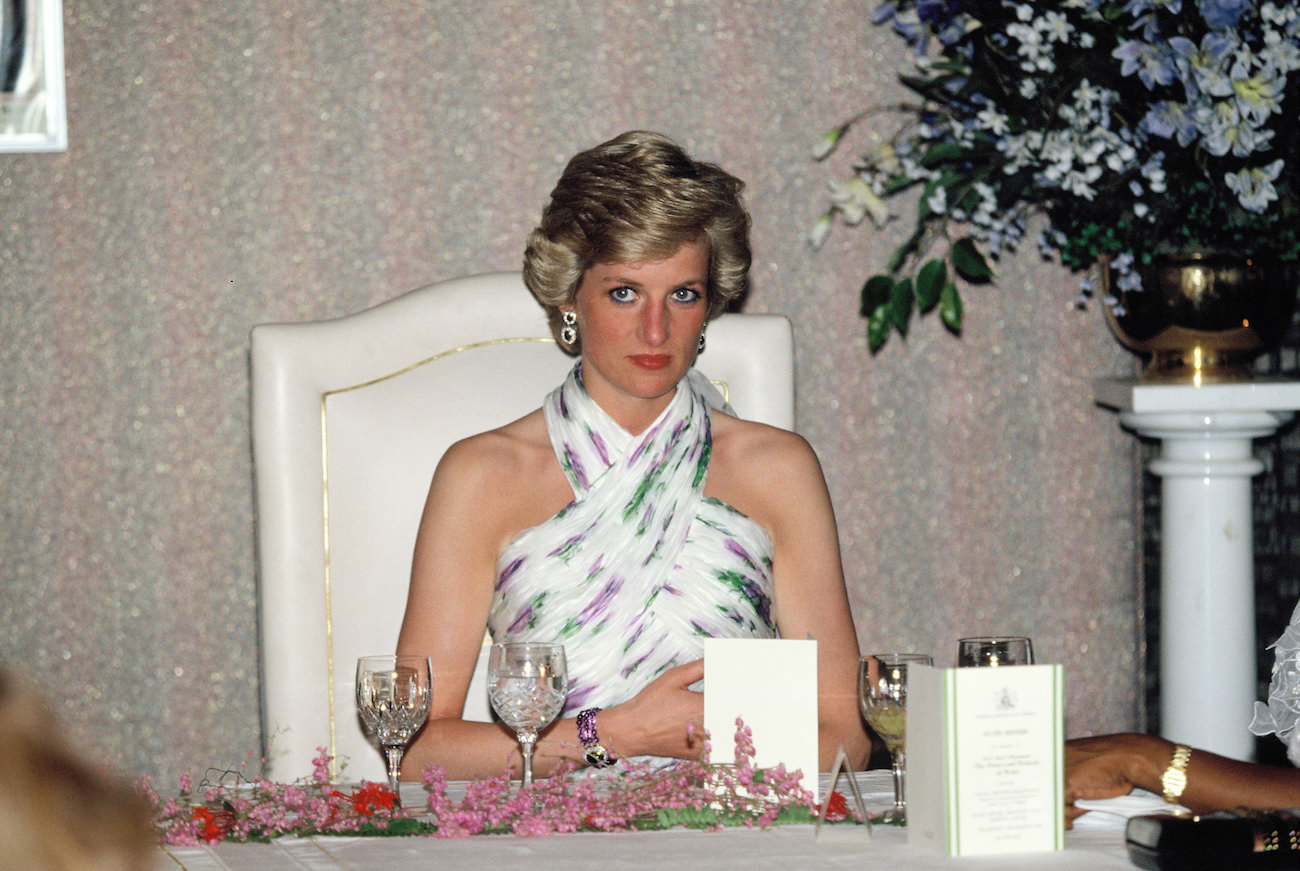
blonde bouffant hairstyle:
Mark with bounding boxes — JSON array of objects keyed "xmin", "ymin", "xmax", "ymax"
[{"xmin": 523, "ymin": 130, "xmax": 752, "ymax": 351}]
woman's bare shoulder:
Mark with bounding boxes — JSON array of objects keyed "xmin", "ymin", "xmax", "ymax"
[
  {"xmin": 429, "ymin": 408, "xmax": 570, "ymax": 543},
  {"xmin": 706, "ymin": 413, "xmax": 827, "ymax": 524},
  {"xmin": 437, "ymin": 409, "xmax": 551, "ymax": 482},
  {"xmin": 711, "ymin": 413, "xmax": 820, "ymax": 472}
]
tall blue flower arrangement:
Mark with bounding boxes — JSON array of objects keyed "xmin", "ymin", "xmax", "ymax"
[{"xmin": 814, "ymin": 0, "xmax": 1300, "ymax": 352}]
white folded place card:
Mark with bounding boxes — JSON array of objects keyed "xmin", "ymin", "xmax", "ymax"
[
  {"xmin": 703, "ymin": 638, "xmax": 819, "ymax": 800},
  {"xmin": 907, "ymin": 663, "xmax": 1064, "ymax": 856}
]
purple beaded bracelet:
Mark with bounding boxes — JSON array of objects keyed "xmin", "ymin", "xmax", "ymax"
[{"xmin": 576, "ymin": 707, "xmax": 617, "ymax": 768}]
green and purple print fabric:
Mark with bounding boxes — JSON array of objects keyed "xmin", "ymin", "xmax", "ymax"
[{"xmin": 488, "ymin": 365, "xmax": 776, "ymax": 719}]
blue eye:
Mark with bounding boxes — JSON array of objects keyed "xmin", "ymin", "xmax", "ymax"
[
  {"xmin": 609, "ymin": 286, "xmax": 636, "ymax": 303},
  {"xmin": 673, "ymin": 287, "xmax": 702, "ymax": 303}
]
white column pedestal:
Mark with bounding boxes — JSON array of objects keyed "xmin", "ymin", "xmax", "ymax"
[{"xmin": 1096, "ymin": 378, "xmax": 1300, "ymax": 761}]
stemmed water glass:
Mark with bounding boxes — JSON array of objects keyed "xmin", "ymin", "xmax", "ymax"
[
  {"xmin": 859, "ymin": 652, "xmax": 932, "ymax": 824},
  {"xmin": 355, "ymin": 654, "xmax": 433, "ymax": 800},
  {"xmin": 487, "ymin": 641, "xmax": 568, "ymax": 791},
  {"xmin": 956, "ymin": 636, "xmax": 1034, "ymax": 667}
]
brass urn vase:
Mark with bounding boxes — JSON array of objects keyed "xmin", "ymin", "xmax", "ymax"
[{"xmin": 1103, "ymin": 252, "xmax": 1298, "ymax": 383}]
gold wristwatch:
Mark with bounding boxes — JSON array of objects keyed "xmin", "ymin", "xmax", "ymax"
[{"xmin": 1161, "ymin": 744, "xmax": 1192, "ymax": 804}]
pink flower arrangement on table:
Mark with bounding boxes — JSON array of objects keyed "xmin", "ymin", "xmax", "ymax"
[
  {"xmin": 140, "ymin": 752, "xmax": 410, "ymax": 845},
  {"xmin": 142, "ymin": 719, "xmax": 855, "ymax": 844}
]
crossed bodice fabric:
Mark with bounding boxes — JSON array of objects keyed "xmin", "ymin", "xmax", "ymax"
[{"xmin": 487, "ymin": 364, "xmax": 777, "ymax": 721}]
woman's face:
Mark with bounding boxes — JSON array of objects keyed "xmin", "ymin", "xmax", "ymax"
[{"xmin": 565, "ymin": 241, "xmax": 710, "ymax": 431}]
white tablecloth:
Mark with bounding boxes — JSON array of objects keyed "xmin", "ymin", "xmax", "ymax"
[{"xmin": 155, "ymin": 772, "xmax": 1137, "ymax": 871}]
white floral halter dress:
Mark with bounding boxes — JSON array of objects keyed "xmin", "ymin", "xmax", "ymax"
[{"xmin": 487, "ymin": 364, "xmax": 777, "ymax": 724}]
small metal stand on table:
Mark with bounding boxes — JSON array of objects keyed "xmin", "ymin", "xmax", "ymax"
[{"xmin": 1096, "ymin": 378, "xmax": 1300, "ymax": 761}]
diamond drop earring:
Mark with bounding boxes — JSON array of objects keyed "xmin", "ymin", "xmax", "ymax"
[{"xmin": 560, "ymin": 310, "xmax": 578, "ymax": 347}]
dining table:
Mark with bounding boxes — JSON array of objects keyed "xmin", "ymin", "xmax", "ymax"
[{"xmin": 153, "ymin": 771, "xmax": 1144, "ymax": 871}]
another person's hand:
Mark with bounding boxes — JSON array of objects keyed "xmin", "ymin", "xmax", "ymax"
[
  {"xmin": 602, "ymin": 659, "xmax": 706, "ymax": 760},
  {"xmin": 1064, "ymin": 733, "xmax": 1166, "ymax": 829},
  {"xmin": 1065, "ymin": 732, "xmax": 1300, "ymax": 826}
]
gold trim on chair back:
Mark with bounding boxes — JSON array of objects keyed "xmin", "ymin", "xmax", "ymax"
[{"xmin": 317, "ymin": 337, "xmax": 557, "ymax": 776}]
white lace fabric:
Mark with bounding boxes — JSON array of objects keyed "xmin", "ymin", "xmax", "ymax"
[{"xmin": 1249, "ymin": 599, "xmax": 1300, "ymax": 765}]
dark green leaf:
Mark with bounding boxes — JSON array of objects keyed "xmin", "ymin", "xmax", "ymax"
[
  {"xmin": 939, "ymin": 282, "xmax": 963, "ymax": 333},
  {"xmin": 384, "ymin": 818, "xmax": 430, "ymax": 836},
  {"xmin": 882, "ymin": 173, "xmax": 921, "ymax": 196},
  {"xmin": 920, "ymin": 142, "xmax": 964, "ymax": 168},
  {"xmin": 898, "ymin": 73, "xmax": 966, "ymax": 101},
  {"xmin": 928, "ymin": 60, "xmax": 969, "ymax": 74},
  {"xmin": 867, "ymin": 304, "xmax": 893, "ymax": 353},
  {"xmin": 936, "ymin": 169, "xmax": 964, "ymax": 191},
  {"xmin": 951, "ymin": 183, "xmax": 982, "ymax": 215},
  {"xmin": 886, "ymin": 229, "xmax": 923, "ymax": 273},
  {"xmin": 346, "ymin": 818, "xmax": 437, "ymax": 837},
  {"xmin": 859, "ymin": 275, "xmax": 893, "ymax": 317},
  {"xmin": 886, "ymin": 247, "xmax": 906, "ymax": 274},
  {"xmin": 890, "ymin": 277, "xmax": 914, "ymax": 335},
  {"xmin": 950, "ymin": 237, "xmax": 994, "ymax": 283},
  {"xmin": 915, "ymin": 259, "xmax": 947, "ymax": 311}
]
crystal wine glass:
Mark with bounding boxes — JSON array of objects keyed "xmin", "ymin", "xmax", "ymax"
[
  {"xmin": 859, "ymin": 652, "xmax": 932, "ymax": 824},
  {"xmin": 355, "ymin": 654, "xmax": 432, "ymax": 800},
  {"xmin": 956, "ymin": 636, "xmax": 1034, "ymax": 667},
  {"xmin": 487, "ymin": 641, "xmax": 568, "ymax": 791}
]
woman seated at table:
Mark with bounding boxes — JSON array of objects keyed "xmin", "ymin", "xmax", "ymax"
[
  {"xmin": 1066, "ymin": 599, "xmax": 1300, "ymax": 824},
  {"xmin": 397, "ymin": 130, "xmax": 870, "ymax": 781}
]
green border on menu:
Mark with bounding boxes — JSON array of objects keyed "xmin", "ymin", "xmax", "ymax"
[{"xmin": 944, "ymin": 665, "xmax": 1066, "ymax": 855}]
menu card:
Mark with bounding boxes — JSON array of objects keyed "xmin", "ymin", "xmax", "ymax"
[
  {"xmin": 907, "ymin": 663, "xmax": 1064, "ymax": 856},
  {"xmin": 703, "ymin": 638, "xmax": 819, "ymax": 800}
]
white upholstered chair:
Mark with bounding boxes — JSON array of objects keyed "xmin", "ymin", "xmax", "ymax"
[{"xmin": 250, "ymin": 271, "xmax": 794, "ymax": 781}]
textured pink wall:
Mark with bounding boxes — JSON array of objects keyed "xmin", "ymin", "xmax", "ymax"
[{"xmin": 0, "ymin": 0, "xmax": 1140, "ymax": 783}]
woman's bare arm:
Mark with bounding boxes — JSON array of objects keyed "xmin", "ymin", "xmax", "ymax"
[
  {"xmin": 710, "ymin": 419, "xmax": 873, "ymax": 771},
  {"xmin": 396, "ymin": 433, "xmax": 530, "ymax": 779}
]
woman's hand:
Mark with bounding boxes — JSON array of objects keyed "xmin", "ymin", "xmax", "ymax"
[{"xmin": 600, "ymin": 659, "xmax": 706, "ymax": 760}]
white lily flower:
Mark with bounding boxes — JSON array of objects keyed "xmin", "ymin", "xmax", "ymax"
[
  {"xmin": 865, "ymin": 142, "xmax": 902, "ymax": 176},
  {"xmin": 1039, "ymin": 11, "xmax": 1072, "ymax": 42},
  {"xmin": 976, "ymin": 107, "xmax": 1010, "ymax": 135},
  {"xmin": 1233, "ymin": 66, "xmax": 1287, "ymax": 125},
  {"xmin": 829, "ymin": 176, "xmax": 890, "ymax": 227},
  {"xmin": 1225, "ymin": 159, "xmax": 1285, "ymax": 213}
]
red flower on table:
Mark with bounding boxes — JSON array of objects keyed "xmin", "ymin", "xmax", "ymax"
[
  {"xmin": 349, "ymin": 782, "xmax": 398, "ymax": 816},
  {"xmin": 815, "ymin": 790, "xmax": 850, "ymax": 822},
  {"xmin": 191, "ymin": 806, "xmax": 235, "ymax": 842}
]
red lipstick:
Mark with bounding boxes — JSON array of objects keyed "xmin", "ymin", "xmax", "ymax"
[{"xmin": 629, "ymin": 354, "xmax": 672, "ymax": 370}]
